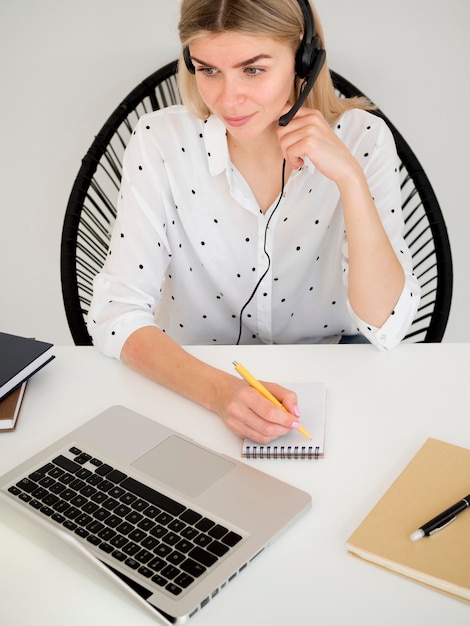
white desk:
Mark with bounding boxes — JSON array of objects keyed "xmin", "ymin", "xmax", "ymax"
[{"xmin": 1, "ymin": 344, "xmax": 469, "ymax": 625}]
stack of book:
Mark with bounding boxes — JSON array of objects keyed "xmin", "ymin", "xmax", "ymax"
[{"xmin": 0, "ymin": 332, "xmax": 55, "ymax": 431}]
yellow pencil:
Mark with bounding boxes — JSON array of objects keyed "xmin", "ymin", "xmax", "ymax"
[{"xmin": 233, "ymin": 361, "xmax": 312, "ymax": 440}]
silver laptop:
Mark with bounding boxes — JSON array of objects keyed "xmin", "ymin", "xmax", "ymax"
[{"xmin": 0, "ymin": 406, "xmax": 311, "ymax": 624}]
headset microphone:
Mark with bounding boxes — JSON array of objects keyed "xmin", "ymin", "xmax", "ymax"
[
  {"xmin": 278, "ymin": 47, "xmax": 325, "ymax": 126},
  {"xmin": 279, "ymin": 0, "xmax": 326, "ymax": 126}
]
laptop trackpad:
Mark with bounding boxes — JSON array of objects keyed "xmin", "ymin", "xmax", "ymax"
[{"xmin": 131, "ymin": 435, "xmax": 235, "ymax": 497}]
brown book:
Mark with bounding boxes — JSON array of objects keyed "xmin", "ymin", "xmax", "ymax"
[
  {"xmin": 0, "ymin": 381, "xmax": 27, "ymax": 431},
  {"xmin": 347, "ymin": 438, "xmax": 470, "ymax": 603}
]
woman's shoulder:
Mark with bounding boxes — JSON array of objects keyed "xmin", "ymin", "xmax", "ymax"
[
  {"xmin": 337, "ymin": 107, "xmax": 386, "ymax": 131},
  {"xmin": 135, "ymin": 104, "xmax": 204, "ymax": 138},
  {"xmin": 336, "ymin": 107, "xmax": 394, "ymax": 148}
]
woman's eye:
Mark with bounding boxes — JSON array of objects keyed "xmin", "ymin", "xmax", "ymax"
[
  {"xmin": 197, "ymin": 67, "xmax": 217, "ymax": 76},
  {"xmin": 245, "ymin": 67, "xmax": 262, "ymax": 76}
]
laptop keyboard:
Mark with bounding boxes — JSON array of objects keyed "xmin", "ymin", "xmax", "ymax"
[{"xmin": 6, "ymin": 446, "xmax": 243, "ymax": 598}]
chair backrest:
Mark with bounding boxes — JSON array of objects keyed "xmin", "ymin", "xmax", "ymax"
[{"xmin": 61, "ymin": 60, "xmax": 453, "ymax": 346}]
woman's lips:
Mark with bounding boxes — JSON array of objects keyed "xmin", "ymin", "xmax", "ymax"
[{"xmin": 223, "ymin": 113, "xmax": 255, "ymax": 127}]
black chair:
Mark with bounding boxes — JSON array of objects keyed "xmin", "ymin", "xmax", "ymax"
[{"xmin": 61, "ymin": 60, "xmax": 453, "ymax": 345}]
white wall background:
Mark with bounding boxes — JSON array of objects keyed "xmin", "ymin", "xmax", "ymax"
[{"xmin": 1, "ymin": 0, "xmax": 468, "ymax": 345}]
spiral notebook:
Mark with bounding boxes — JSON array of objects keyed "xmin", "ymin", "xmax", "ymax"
[{"xmin": 241, "ymin": 383, "xmax": 326, "ymax": 459}]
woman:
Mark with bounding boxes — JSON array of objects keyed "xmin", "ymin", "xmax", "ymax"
[{"xmin": 88, "ymin": 0, "xmax": 420, "ymax": 444}]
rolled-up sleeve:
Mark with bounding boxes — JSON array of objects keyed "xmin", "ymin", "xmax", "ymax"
[
  {"xmin": 344, "ymin": 117, "xmax": 421, "ymax": 350},
  {"xmin": 87, "ymin": 118, "xmax": 171, "ymax": 358}
]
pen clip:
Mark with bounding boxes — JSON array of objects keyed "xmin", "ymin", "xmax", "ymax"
[{"xmin": 428, "ymin": 516, "xmax": 457, "ymax": 535}]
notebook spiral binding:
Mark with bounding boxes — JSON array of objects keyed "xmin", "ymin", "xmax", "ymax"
[{"xmin": 244, "ymin": 445, "xmax": 320, "ymax": 459}]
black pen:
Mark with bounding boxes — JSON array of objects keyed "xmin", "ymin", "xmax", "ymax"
[{"xmin": 410, "ymin": 493, "xmax": 470, "ymax": 541}]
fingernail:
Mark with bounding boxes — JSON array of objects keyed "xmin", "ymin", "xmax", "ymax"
[
  {"xmin": 291, "ymin": 421, "xmax": 301, "ymax": 429},
  {"xmin": 293, "ymin": 404, "xmax": 301, "ymax": 417}
]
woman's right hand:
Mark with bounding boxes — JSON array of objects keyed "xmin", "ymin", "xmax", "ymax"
[{"xmin": 215, "ymin": 376, "xmax": 300, "ymax": 444}]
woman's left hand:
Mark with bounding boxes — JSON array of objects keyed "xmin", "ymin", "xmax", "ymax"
[{"xmin": 276, "ymin": 106, "xmax": 360, "ymax": 186}]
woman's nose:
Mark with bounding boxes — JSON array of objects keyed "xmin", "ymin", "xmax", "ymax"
[{"xmin": 219, "ymin": 77, "xmax": 245, "ymax": 106}]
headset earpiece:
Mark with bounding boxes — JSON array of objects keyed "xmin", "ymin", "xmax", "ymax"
[
  {"xmin": 295, "ymin": 34, "xmax": 322, "ymax": 79},
  {"xmin": 183, "ymin": 46, "xmax": 195, "ymax": 74}
]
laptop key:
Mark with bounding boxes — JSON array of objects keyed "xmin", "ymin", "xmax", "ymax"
[
  {"xmin": 175, "ymin": 538, "xmax": 192, "ymax": 554},
  {"xmin": 86, "ymin": 535, "xmax": 101, "ymax": 546},
  {"xmin": 123, "ymin": 542, "xmax": 140, "ymax": 556},
  {"xmin": 138, "ymin": 518, "xmax": 155, "ymax": 532},
  {"xmin": 193, "ymin": 533, "xmax": 211, "ymax": 548},
  {"xmin": 106, "ymin": 515, "xmax": 122, "ymax": 529},
  {"xmin": 135, "ymin": 549, "xmax": 153, "ymax": 564},
  {"xmin": 179, "ymin": 509, "xmax": 202, "ymax": 525},
  {"xmin": 209, "ymin": 524, "xmax": 228, "ymax": 539},
  {"xmin": 161, "ymin": 565, "xmax": 179, "ymax": 580},
  {"xmin": 148, "ymin": 556, "xmax": 166, "ymax": 572},
  {"xmin": 166, "ymin": 583, "xmax": 183, "ymax": 596},
  {"xmin": 110, "ymin": 535, "xmax": 127, "ymax": 549},
  {"xmin": 181, "ymin": 526, "xmax": 198, "ymax": 540},
  {"xmin": 126, "ymin": 511, "xmax": 143, "ymax": 524},
  {"xmin": 53, "ymin": 456, "xmax": 81, "ymax": 473},
  {"xmin": 162, "ymin": 532, "xmax": 180, "ymax": 546},
  {"xmin": 151, "ymin": 574, "xmax": 167, "ymax": 587},
  {"xmin": 156, "ymin": 512, "xmax": 173, "ymax": 525},
  {"xmin": 150, "ymin": 524, "xmax": 167, "ymax": 539},
  {"xmin": 98, "ymin": 527, "xmax": 116, "ymax": 541},
  {"xmin": 188, "ymin": 546, "xmax": 217, "ymax": 567},
  {"xmin": 138, "ymin": 566, "xmax": 153, "ymax": 578},
  {"xmin": 180, "ymin": 558, "xmax": 206, "ymax": 578},
  {"xmin": 207, "ymin": 540, "xmax": 229, "ymax": 557},
  {"xmin": 174, "ymin": 572, "xmax": 194, "ymax": 589},
  {"xmin": 128, "ymin": 529, "xmax": 146, "ymax": 543},
  {"xmin": 107, "ymin": 469, "xmax": 127, "ymax": 484},
  {"xmin": 195, "ymin": 517, "xmax": 215, "ymax": 532},
  {"xmin": 167, "ymin": 550, "xmax": 185, "ymax": 566},
  {"xmin": 141, "ymin": 535, "xmax": 159, "ymax": 550},
  {"xmin": 95, "ymin": 463, "xmax": 113, "ymax": 476},
  {"xmin": 99, "ymin": 543, "xmax": 113, "ymax": 554},
  {"xmin": 74, "ymin": 453, "xmax": 92, "ymax": 465},
  {"xmin": 16, "ymin": 478, "xmax": 37, "ymax": 493},
  {"xmin": 222, "ymin": 531, "xmax": 243, "ymax": 547},
  {"xmin": 40, "ymin": 506, "xmax": 54, "ymax": 517},
  {"xmin": 76, "ymin": 513, "xmax": 93, "ymax": 527}
]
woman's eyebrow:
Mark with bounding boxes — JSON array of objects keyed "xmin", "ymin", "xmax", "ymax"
[{"xmin": 190, "ymin": 53, "xmax": 273, "ymax": 69}]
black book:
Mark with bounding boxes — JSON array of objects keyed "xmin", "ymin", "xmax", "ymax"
[{"xmin": 0, "ymin": 332, "xmax": 55, "ymax": 401}]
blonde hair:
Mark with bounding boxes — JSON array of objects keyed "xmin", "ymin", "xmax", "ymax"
[{"xmin": 177, "ymin": 0, "xmax": 374, "ymax": 124}]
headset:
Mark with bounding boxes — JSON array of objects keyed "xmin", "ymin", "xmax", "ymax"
[{"xmin": 182, "ymin": 0, "xmax": 326, "ymax": 126}]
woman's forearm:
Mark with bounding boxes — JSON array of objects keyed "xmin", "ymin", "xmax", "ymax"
[
  {"xmin": 120, "ymin": 326, "xmax": 234, "ymax": 414},
  {"xmin": 339, "ymin": 167, "xmax": 405, "ymax": 327}
]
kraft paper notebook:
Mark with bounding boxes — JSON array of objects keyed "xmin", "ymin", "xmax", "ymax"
[
  {"xmin": 347, "ymin": 438, "xmax": 470, "ymax": 603},
  {"xmin": 241, "ymin": 383, "xmax": 326, "ymax": 459}
]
